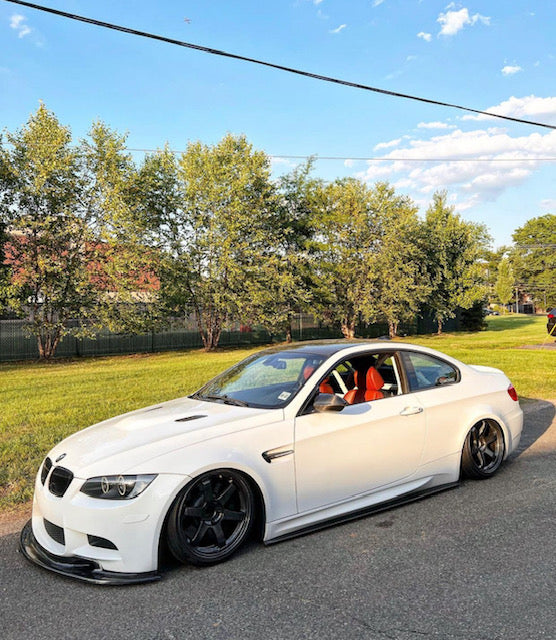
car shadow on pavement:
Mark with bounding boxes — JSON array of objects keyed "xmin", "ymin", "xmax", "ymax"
[{"xmin": 510, "ymin": 398, "xmax": 555, "ymax": 459}]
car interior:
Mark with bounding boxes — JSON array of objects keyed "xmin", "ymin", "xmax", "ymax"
[{"xmin": 318, "ymin": 352, "xmax": 402, "ymax": 405}]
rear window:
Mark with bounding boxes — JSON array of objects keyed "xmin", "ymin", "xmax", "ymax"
[{"xmin": 401, "ymin": 352, "xmax": 459, "ymax": 392}]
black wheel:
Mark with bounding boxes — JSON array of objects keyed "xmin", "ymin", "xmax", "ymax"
[
  {"xmin": 166, "ymin": 469, "xmax": 255, "ymax": 566},
  {"xmin": 461, "ymin": 420, "xmax": 505, "ymax": 479}
]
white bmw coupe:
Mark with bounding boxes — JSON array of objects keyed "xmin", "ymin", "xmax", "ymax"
[{"xmin": 21, "ymin": 340, "xmax": 523, "ymax": 584}]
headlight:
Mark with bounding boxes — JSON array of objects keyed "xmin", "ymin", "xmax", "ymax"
[{"xmin": 80, "ymin": 474, "xmax": 157, "ymax": 500}]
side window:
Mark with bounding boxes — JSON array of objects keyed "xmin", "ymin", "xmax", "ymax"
[
  {"xmin": 376, "ymin": 355, "xmax": 402, "ymax": 396},
  {"xmin": 401, "ymin": 352, "xmax": 459, "ymax": 392}
]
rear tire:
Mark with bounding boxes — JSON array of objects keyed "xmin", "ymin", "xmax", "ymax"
[
  {"xmin": 166, "ymin": 469, "xmax": 255, "ymax": 566},
  {"xmin": 461, "ymin": 420, "xmax": 505, "ymax": 479}
]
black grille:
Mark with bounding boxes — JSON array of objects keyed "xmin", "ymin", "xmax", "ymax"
[
  {"xmin": 88, "ymin": 534, "xmax": 118, "ymax": 550},
  {"xmin": 48, "ymin": 466, "xmax": 74, "ymax": 497},
  {"xmin": 40, "ymin": 457, "xmax": 52, "ymax": 485},
  {"xmin": 44, "ymin": 519, "xmax": 65, "ymax": 546}
]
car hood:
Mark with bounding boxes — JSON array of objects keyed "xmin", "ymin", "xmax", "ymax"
[{"xmin": 47, "ymin": 397, "xmax": 283, "ymax": 478}]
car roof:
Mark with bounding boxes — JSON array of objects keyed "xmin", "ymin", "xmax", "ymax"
[{"xmin": 258, "ymin": 339, "xmax": 395, "ymax": 358}]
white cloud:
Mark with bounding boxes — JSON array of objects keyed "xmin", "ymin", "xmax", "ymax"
[
  {"xmin": 313, "ymin": 0, "xmax": 324, "ymax": 5},
  {"xmin": 540, "ymin": 199, "xmax": 556, "ymax": 211},
  {"xmin": 10, "ymin": 14, "xmax": 31, "ymax": 38},
  {"xmin": 357, "ymin": 120, "xmax": 556, "ymax": 209},
  {"xmin": 330, "ymin": 24, "xmax": 347, "ymax": 34},
  {"xmin": 462, "ymin": 95, "xmax": 556, "ymax": 125},
  {"xmin": 374, "ymin": 138, "xmax": 403, "ymax": 151},
  {"xmin": 437, "ymin": 8, "xmax": 490, "ymax": 36},
  {"xmin": 344, "ymin": 159, "xmax": 355, "ymax": 168},
  {"xmin": 417, "ymin": 31, "xmax": 432, "ymax": 42},
  {"xmin": 270, "ymin": 157, "xmax": 297, "ymax": 171},
  {"xmin": 417, "ymin": 121, "xmax": 456, "ymax": 130},
  {"xmin": 501, "ymin": 65, "xmax": 522, "ymax": 76},
  {"xmin": 373, "ymin": 0, "xmax": 386, "ymax": 7}
]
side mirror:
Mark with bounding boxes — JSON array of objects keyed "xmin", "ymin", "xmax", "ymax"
[
  {"xmin": 313, "ymin": 393, "xmax": 348, "ymax": 412},
  {"xmin": 435, "ymin": 376, "xmax": 450, "ymax": 386}
]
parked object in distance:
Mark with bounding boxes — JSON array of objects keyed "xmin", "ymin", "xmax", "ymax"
[
  {"xmin": 21, "ymin": 340, "xmax": 523, "ymax": 584},
  {"xmin": 547, "ymin": 308, "xmax": 555, "ymax": 336}
]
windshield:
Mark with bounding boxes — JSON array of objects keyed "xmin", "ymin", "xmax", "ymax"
[{"xmin": 192, "ymin": 351, "xmax": 326, "ymax": 409}]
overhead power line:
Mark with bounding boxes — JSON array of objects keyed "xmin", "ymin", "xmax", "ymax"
[
  {"xmin": 5, "ymin": 0, "xmax": 556, "ymax": 131},
  {"xmin": 130, "ymin": 150, "xmax": 556, "ymax": 162},
  {"xmin": 3, "ymin": 141, "xmax": 556, "ymax": 163}
]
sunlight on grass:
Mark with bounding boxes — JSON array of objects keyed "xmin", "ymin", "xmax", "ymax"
[{"xmin": 0, "ymin": 315, "xmax": 554, "ymax": 509}]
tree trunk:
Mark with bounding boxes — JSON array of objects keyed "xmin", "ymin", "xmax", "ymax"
[
  {"xmin": 388, "ymin": 320, "xmax": 398, "ymax": 339},
  {"xmin": 37, "ymin": 328, "xmax": 62, "ymax": 360},
  {"xmin": 437, "ymin": 318, "xmax": 443, "ymax": 335},
  {"xmin": 285, "ymin": 325, "xmax": 292, "ymax": 343},
  {"xmin": 200, "ymin": 314, "xmax": 222, "ymax": 351},
  {"xmin": 341, "ymin": 318, "xmax": 355, "ymax": 339}
]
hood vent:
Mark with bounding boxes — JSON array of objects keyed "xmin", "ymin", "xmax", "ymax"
[{"xmin": 175, "ymin": 414, "xmax": 207, "ymax": 423}]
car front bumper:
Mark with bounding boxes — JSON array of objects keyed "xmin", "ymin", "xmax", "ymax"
[
  {"xmin": 25, "ymin": 469, "xmax": 190, "ymax": 581},
  {"xmin": 20, "ymin": 520, "xmax": 160, "ymax": 585}
]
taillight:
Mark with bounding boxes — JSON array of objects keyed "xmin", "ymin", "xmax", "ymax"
[
  {"xmin": 507, "ymin": 384, "xmax": 518, "ymax": 401},
  {"xmin": 548, "ymin": 313, "xmax": 555, "ymax": 319}
]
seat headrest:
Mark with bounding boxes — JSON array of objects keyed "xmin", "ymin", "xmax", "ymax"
[{"xmin": 366, "ymin": 366, "xmax": 384, "ymax": 391}]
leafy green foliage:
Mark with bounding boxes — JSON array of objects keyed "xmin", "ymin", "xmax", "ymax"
[
  {"xmin": 511, "ymin": 214, "xmax": 555, "ymax": 309},
  {"xmin": 0, "ymin": 107, "xmax": 162, "ymax": 358},
  {"xmin": 0, "ymin": 105, "xmax": 100, "ymax": 357},
  {"xmin": 309, "ymin": 178, "xmax": 380, "ymax": 338},
  {"xmin": 366, "ymin": 183, "xmax": 431, "ymax": 338},
  {"xmin": 423, "ymin": 191, "xmax": 491, "ymax": 333},
  {"xmin": 162, "ymin": 134, "xmax": 280, "ymax": 349},
  {"xmin": 253, "ymin": 160, "xmax": 318, "ymax": 340},
  {"xmin": 3, "ymin": 104, "xmax": 538, "ymax": 359}
]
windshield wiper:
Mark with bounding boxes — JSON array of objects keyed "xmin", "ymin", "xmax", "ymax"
[{"xmin": 199, "ymin": 393, "xmax": 249, "ymax": 407}]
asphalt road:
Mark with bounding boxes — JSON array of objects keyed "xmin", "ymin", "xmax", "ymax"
[{"xmin": 1, "ymin": 400, "xmax": 554, "ymax": 640}]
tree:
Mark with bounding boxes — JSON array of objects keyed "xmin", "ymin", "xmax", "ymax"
[
  {"xmin": 511, "ymin": 214, "xmax": 555, "ymax": 309},
  {"xmin": 365, "ymin": 183, "xmax": 430, "ymax": 338},
  {"xmin": 166, "ymin": 134, "xmax": 278, "ymax": 350},
  {"xmin": 252, "ymin": 160, "xmax": 318, "ymax": 341},
  {"xmin": 309, "ymin": 178, "xmax": 380, "ymax": 338},
  {"xmin": 480, "ymin": 245, "xmax": 510, "ymax": 303},
  {"xmin": 80, "ymin": 121, "xmax": 161, "ymax": 334},
  {"xmin": 0, "ymin": 106, "xmax": 159, "ymax": 358},
  {"xmin": 423, "ymin": 191, "xmax": 490, "ymax": 334},
  {"xmin": 0, "ymin": 104, "xmax": 101, "ymax": 358},
  {"xmin": 495, "ymin": 257, "xmax": 514, "ymax": 309}
]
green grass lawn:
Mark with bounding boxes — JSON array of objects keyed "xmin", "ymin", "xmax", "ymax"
[{"xmin": 1, "ymin": 314, "xmax": 554, "ymax": 510}]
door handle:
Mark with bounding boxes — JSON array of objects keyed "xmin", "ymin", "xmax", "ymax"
[{"xmin": 400, "ymin": 406, "xmax": 423, "ymax": 416}]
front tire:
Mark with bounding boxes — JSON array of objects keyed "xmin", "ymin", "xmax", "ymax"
[
  {"xmin": 461, "ymin": 420, "xmax": 505, "ymax": 479},
  {"xmin": 166, "ymin": 469, "xmax": 255, "ymax": 566}
]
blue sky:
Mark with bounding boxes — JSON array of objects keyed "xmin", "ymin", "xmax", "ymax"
[{"xmin": 1, "ymin": 0, "xmax": 555, "ymax": 247}]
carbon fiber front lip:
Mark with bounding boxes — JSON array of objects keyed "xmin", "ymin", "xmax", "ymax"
[{"xmin": 19, "ymin": 520, "xmax": 160, "ymax": 585}]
